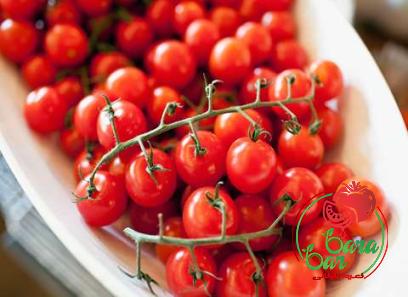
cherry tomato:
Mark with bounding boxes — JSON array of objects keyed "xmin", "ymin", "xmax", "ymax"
[
  {"xmin": 234, "ymin": 194, "xmax": 279, "ymax": 251},
  {"xmin": 270, "ymin": 167, "xmax": 324, "ymax": 225},
  {"xmin": 217, "ymin": 252, "xmax": 267, "ymax": 297},
  {"xmin": 227, "ymin": 137, "xmax": 277, "ymax": 193},
  {"xmin": 261, "ymin": 11, "xmax": 296, "ymax": 41},
  {"xmin": 299, "ymin": 218, "xmax": 357, "ymax": 274},
  {"xmin": 166, "ymin": 248, "xmax": 217, "ymax": 297},
  {"xmin": 22, "ymin": 55, "xmax": 56, "ymax": 89},
  {"xmin": 97, "ymin": 99, "xmax": 147, "ymax": 150},
  {"xmin": 210, "ymin": 37, "xmax": 251, "ymax": 85},
  {"xmin": 315, "ymin": 162, "xmax": 354, "ymax": 194},
  {"xmin": 0, "ymin": 0, "xmax": 45, "ymax": 20},
  {"xmin": 90, "ymin": 52, "xmax": 131, "ymax": 83},
  {"xmin": 45, "ymin": 24, "xmax": 88, "ymax": 67},
  {"xmin": 236, "ymin": 21, "xmax": 273, "ymax": 66},
  {"xmin": 209, "ymin": 6, "xmax": 241, "ymax": 37},
  {"xmin": 0, "ymin": 19, "xmax": 38, "ymax": 63},
  {"xmin": 267, "ymin": 251, "xmax": 325, "ymax": 297},
  {"xmin": 46, "ymin": 0, "xmax": 82, "ymax": 26},
  {"xmin": 105, "ymin": 67, "xmax": 148, "ymax": 107},
  {"xmin": 24, "ymin": 87, "xmax": 67, "ymax": 134},
  {"xmin": 271, "ymin": 40, "xmax": 308, "ymax": 72},
  {"xmin": 129, "ymin": 199, "xmax": 178, "ymax": 235},
  {"xmin": 310, "ymin": 60, "xmax": 344, "ymax": 106},
  {"xmin": 73, "ymin": 145, "xmax": 108, "ymax": 181},
  {"xmin": 59, "ymin": 126, "xmax": 85, "ymax": 158},
  {"xmin": 126, "ymin": 149, "xmax": 177, "ymax": 207},
  {"xmin": 239, "ymin": 67, "xmax": 276, "ymax": 104},
  {"xmin": 183, "ymin": 186, "xmax": 238, "ymax": 239},
  {"xmin": 149, "ymin": 40, "xmax": 196, "ymax": 89},
  {"xmin": 270, "ymin": 69, "xmax": 312, "ymax": 119},
  {"xmin": 55, "ymin": 76, "xmax": 85, "ymax": 107},
  {"xmin": 75, "ymin": 0, "xmax": 112, "ymax": 17},
  {"xmin": 147, "ymin": 86, "xmax": 184, "ymax": 125},
  {"xmin": 146, "ymin": 0, "xmax": 175, "ymax": 37},
  {"xmin": 74, "ymin": 171, "xmax": 127, "ymax": 227},
  {"xmin": 184, "ymin": 19, "xmax": 220, "ymax": 66},
  {"xmin": 175, "ymin": 131, "xmax": 226, "ymax": 187},
  {"xmin": 278, "ymin": 127, "xmax": 324, "ymax": 169},
  {"xmin": 317, "ymin": 107, "xmax": 343, "ymax": 149},
  {"xmin": 74, "ymin": 94, "xmax": 106, "ymax": 140},
  {"xmin": 155, "ymin": 217, "xmax": 186, "ymax": 263},
  {"xmin": 173, "ymin": 1, "xmax": 205, "ymax": 35},
  {"xmin": 115, "ymin": 17, "xmax": 153, "ymax": 59}
]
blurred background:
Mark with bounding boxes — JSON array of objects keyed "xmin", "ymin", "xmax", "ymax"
[{"xmin": 0, "ymin": 0, "xmax": 407, "ymax": 296}]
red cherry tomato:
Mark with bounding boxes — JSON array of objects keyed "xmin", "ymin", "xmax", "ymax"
[
  {"xmin": 209, "ymin": 6, "xmax": 241, "ymax": 37},
  {"xmin": 270, "ymin": 167, "xmax": 324, "ymax": 225},
  {"xmin": 278, "ymin": 127, "xmax": 324, "ymax": 169},
  {"xmin": 129, "ymin": 199, "xmax": 178, "ymax": 235},
  {"xmin": 183, "ymin": 186, "xmax": 238, "ymax": 239},
  {"xmin": 126, "ymin": 149, "xmax": 177, "ymax": 208},
  {"xmin": 115, "ymin": 17, "xmax": 153, "ymax": 59},
  {"xmin": 149, "ymin": 40, "xmax": 196, "ymax": 89},
  {"xmin": 24, "ymin": 87, "xmax": 67, "ymax": 134},
  {"xmin": 74, "ymin": 171, "xmax": 127, "ymax": 227},
  {"xmin": 210, "ymin": 37, "xmax": 251, "ymax": 85},
  {"xmin": 217, "ymin": 252, "xmax": 267, "ymax": 297},
  {"xmin": 261, "ymin": 11, "xmax": 296, "ymax": 41},
  {"xmin": 45, "ymin": 24, "xmax": 89, "ymax": 67},
  {"xmin": 184, "ymin": 19, "xmax": 220, "ymax": 66},
  {"xmin": 236, "ymin": 21, "xmax": 273, "ymax": 66},
  {"xmin": 74, "ymin": 94, "xmax": 106, "ymax": 140},
  {"xmin": 239, "ymin": 67, "xmax": 276, "ymax": 104},
  {"xmin": 105, "ymin": 67, "xmax": 148, "ymax": 107},
  {"xmin": 175, "ymin": 131, "xmax": 227, "ymax": 187},
  {"xmin": 315, "ymin": 162, "xmax": 354, "ymax": 194},
  {"xmin": 147, "ymin": 86, "xmax": 185, "ymax": 125},
  {"xmin": 73, "ymin": 145, "xmax": 108, "ymax": 181},
  {"xmin": 46, "ymin": 0, "xmax": 82, "ymax": 27},
  {"xmin": 317, "ymin": 107, "xmax": 343, "ymax": 149},
  {"xmin": 75, "ymin": 0, "xmax": 112, "ymax": 17},
  {"xmin": 0, "ymin": 19, "xmax": 38, "ymax": 63},
  {"xmin": 270, "ymin": 69, "xmax": 312, "ymax": 119},
  {"xmin": 22, "ymin": 55, "xmax": 57, "ymax": 89},
  {"xmin": 310, "ymin": 60, "xmax": 344, "ymax": 106},
  {"xmin": 235, "ymin": 194, "xmax": 279, "ymax": 251},
  {"xmin": 173, "ymin": 1, "xmax": 205, "ymax": 35},
  {"xmin": 55, "ymin": 76, "xmax": 85, "ymax": 107},
  {"xmin": 267, "ymin": 251, "xmax": 325, "ymax": 297},
  {"xmin": 0, "ymin": 0, "xmax": 45, "ymax": 20},
  {"xmin": 59, "ymin": 126, "xmax": 85, "ymax": 158},
  {"xmin": 227, "ymin": 137, "xmax": 277, "ymax": 193},
  {"xmin": 90, "ymin": 52, "xmax": 131, "ymax": 83},
  {"xmin": 97, "ymin": 99, "xmax": 147, "ymax": 150},
  {"xmin": 146, "ymin": 0, "xmax": 175, "ymax": 37},
  {"xmin": 166, "ymin": 248, "xmax": 217, "ymax": 297},
  {"xmin": 271, "ymin": 40, "xmax": 308, "ymax": 72},
  {"xmin": 155, "ymin": 217, "xmax": 186, "ymax": 263}
]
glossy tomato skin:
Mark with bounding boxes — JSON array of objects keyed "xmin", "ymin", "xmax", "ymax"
[
  {"xmin": 90, "ymin": 52, "xmax": 131, "ymax": 83},
  {"xmin": 166, "ymin": 248, "xmax": 217, "ymax": 297},
  {"xmin": 183, "ymin": 186, "xmax": 238, "ymax": 239},
  {"xmin": 271, "ymin": 40, "xmax": 308, "ymax": 72},
  {"xmin": 226, "ymin": 137, "xmax": 277, "ymax": 194},
  {"xmin": 317, "ymin": 107, "xmax": 343, "ymax": 149},
  {"xmin": 73, "ymin": 146, "xmax": 107, "ymax": 181},
  {"xmin": 155, "ymin": 217, "xmax": 186, "ymax": 263},
  {"xmin": 149, "ymin": 40, "xmax": 196, "ymax": 89},
  {"xmin": 45, "ymin": 24, "xmax": 88, "ymax": 67},
  {"xmin": 270, "ymin": 167, "xmax": 324, "ymax": 225},
  {"xmin": 115, "ymin": 17, "xmax": 153, "ymax": 59},
  {"xmin": 75, "ymin": 0, "xmax": 112, "ymax": 17},
  {"xmin": 173, "ymin": 1, "xmax": 205, "ymax": 35},
  {"xmin": 278, "ymin": 127, "xmax": 324, "ymax": 169},
  {"xmin": 74, "ymin": 171, "xmax": 127, "ymax": 227},
  {"xmin": 97, "ymin": 100, "xmax": 147, "ymax": 150},
  {"xmin": 209, "ymin": 6, "xmax": 241, "ymax": 37},
  {"xmin": 217, "ymin": 252, "xmax": 267, "ymax": 297},
  {"xmin": 175, "ymin": 131, "xmax": 226, "ymax": 187},
  {"xmin": 24, "ymin": 87, "xmax": 67, "ymax": 134},
  {"xmin": 236, "ymin": 21, "xmax": 273, "ymax": 66},
  {"xmin": 239, "ymin": 67, "xmax": 276, "ymax": 104},
  {"xmin": 261, "ymin": 11, "xmax": 296, "ymax": 42},
  {"xmin": 0, "ymin": 0, "xmax": 45, "ymax": 20},
  {"xmin": 59, "ymin": 127, "xmax": 85, "ymax": 158},
  {"xmin": 234, "ymin": 194, "xmax": 279, "ymax": 251},
  {"xmin": 22, "ymin": 55, "xmax": 57, "ymax": 89},
  {"xmin": 0, "ymin": 19, "xmax": 38, "ymax": 63},
  {"xmin": 146, "ymin": 0, "xmax": 174, "ymax": 37},
  {"xmin": 147, "ymin": 86, "xmax": 184, "ymax": 125},
  {"xmin": 74, "ymin": 94, "xmax": 106, "ymax": 140},
  {"xmin": 267, "ymin": 251, "xmax": 325, "ymax": 297},
  {"xmin": 55, "ymin": 76, "xmax": 85, "ymax": 107},
  {"xmin": 126, "ymin": 149, "xmax": 177, "ymax": 207},
  {"xmin": 210, "ymin": 37, "xmax": 251, "ymax": 86},
  {"xmin": 46, "ymin": 0, "xmax": 82, "ymax": 27},
  {"xmin": 315, "ymin": 162, "xmax": 354, "ymax": 194}
]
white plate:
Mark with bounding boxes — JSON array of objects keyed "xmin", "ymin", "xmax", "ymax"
[{"xmin": 0, "ymin": 0, "xmax": 407, "ymax": 296}]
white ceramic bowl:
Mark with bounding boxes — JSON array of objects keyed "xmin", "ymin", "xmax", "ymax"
[{"xmin": 0, "ymin": 0, "xmax": 407, "ymax": 296}]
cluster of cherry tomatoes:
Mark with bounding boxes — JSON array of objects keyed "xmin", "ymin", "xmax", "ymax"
[{"xmin": 0, "ymin": 0, "xmax": 389, "ymax": 296}]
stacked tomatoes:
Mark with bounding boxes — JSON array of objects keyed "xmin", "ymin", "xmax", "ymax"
[{"xmin": 0, "ymin": 0, "xmax": 389, "ymax": 297}]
